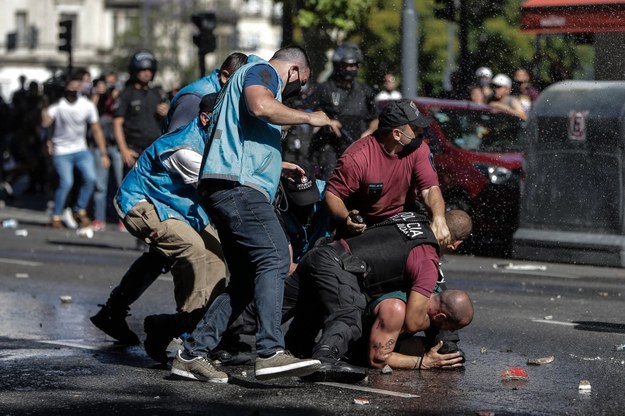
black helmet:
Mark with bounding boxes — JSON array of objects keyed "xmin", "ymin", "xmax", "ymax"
[
  {"xmin": 129, "ymin": 51, "xmax": 157, "ymax": 74},
  {"xmin": 332, "ymin": 43, "xmax": 363, "ymax": 65}
]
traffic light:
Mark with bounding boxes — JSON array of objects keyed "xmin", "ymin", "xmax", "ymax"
[
  {"xmin": 58, "ymin": 20, "xmax": 72, "ymax": 52},
  {"xmin": 191, "ymin": 12, "xmax": 216, "ymax": 55},
  {"xmin": 433, "ymin": 0, "xmax": 455, "ymax": 21},
  {"xmin": 6, "ymin": 32, "xmax": 17, "ymax": 52}
]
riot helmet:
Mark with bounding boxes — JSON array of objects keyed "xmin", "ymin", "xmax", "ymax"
[
  {"xmin": 332, "ymin": 43, "xmax": 362, "ymax": 81},
  {"xmin": 128, "ymin": 51, "xmax": 157, "ymax": 81}
]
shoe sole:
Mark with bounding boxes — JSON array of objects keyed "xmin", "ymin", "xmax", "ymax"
[
  {"xmin": 301, "ymin": 369, "xmax": 367, "ymax": 384},
  {"xmin": 170, "ymin": 367, "xmax": 228, "ymax": 383},
  {"xmin": 255, "ymin": 360, "xmax": 321, "ymax": 381}
]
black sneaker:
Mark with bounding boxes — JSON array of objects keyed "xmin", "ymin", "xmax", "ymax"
[
  {"xmin": 90, "ymin": 305, "xmax": 140, "ymax": 345},
  {"xmin": 301, "ymin": 356, "xmax": 368, "ymax": 383}
]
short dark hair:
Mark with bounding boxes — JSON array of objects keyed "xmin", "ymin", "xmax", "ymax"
[
  {"xmin": 445, "ymin": 209, "xmax": 472, "ymax": 242},
  {"xmin": 220, "ymin": 52, "xmax": 248, "ymax": 74},
  {"xmin": 271, "ymin": 45, "xmax": 312, "ymax": 72}
]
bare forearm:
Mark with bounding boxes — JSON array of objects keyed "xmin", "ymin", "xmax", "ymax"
[{"xmin": 325, "ymin": 191, "xmax": 349, "ymax": 223}]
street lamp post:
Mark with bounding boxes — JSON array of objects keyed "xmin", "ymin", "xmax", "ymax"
[{"xmin": 402, "ymin": 0, "xmax": 418, "ymax": 98}]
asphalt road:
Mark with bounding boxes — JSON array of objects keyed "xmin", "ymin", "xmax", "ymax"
[{"xmin": 1, "ymin": 202, "xmax": 624, "ymax": 415}]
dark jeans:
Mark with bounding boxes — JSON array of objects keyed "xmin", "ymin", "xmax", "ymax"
[{"xmin": 184, "ymin": 183, "xmax": 290, "ymax": 358}]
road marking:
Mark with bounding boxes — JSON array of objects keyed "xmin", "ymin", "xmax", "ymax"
[
  {"xmin": 317, "ymin": 381, "xmax": 420, "ymax": 398},
  {"xmin": 500, "ymin": 270, "xmax": 579, "ymax": 279},
  {"xmin": 532, "ymin": 319, "xmax": 577, "ymax": 327},
  {"xmin": 0, "ymin": 257, "xmax": 42, "ymax": 266},
  {"xmin": 39, "ymin": 339, "xmax": 101, "ymax": 350}
]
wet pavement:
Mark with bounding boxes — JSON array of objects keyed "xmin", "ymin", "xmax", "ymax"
[{"xmin": 1, "ymin": 201, "xmax": 624, "ymax": 415}]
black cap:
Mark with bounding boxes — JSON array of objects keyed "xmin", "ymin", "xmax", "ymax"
[
  {"xmin": 199, "ymin": 93, "xmax": 218, "ymax": 113},
  {"xmin": 379, "ymin": 99, "xmax": 432, "ymax": 128},
  {"xmin": 281, "ymin": 162, "xmax": 321, "ymax": 207}
]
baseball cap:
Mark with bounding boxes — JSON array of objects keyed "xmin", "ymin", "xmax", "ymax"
[
  {"xmin": 281, "ymin": 162, "xmax": 321, "ymax": 207},
  {"xmin": 378, "ymin": 99, "xmax": 432, "ymax": 128},
  {"xmin": 491, "ymin": 74, "xmax": 512, "ymax": 88}
]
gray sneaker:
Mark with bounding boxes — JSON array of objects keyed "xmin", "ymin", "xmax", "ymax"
[
  {"xmin": 171, "ymin": 351, "xmax": 228, "ymax": 383},
  {"xmin": 255, "ymin": 350, "xmax": 321, "ymax": 381}
]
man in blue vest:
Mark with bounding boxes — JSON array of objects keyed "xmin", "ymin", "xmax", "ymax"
[
  {"xmin": 91, "ymin": 95, "xmax": 226, "ymax": 364},
  {"xmin": 163, "ymin": 52, "xmax": 248, "ymax": 133},
  {"xmin": 171, "ymin": 45, "xmax": 340, "ymax": 383}
]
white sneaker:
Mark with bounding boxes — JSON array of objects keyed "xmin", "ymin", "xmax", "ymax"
[{"xmin": 61, "ymin": 208, "xmax": 78, "ymax": 229}]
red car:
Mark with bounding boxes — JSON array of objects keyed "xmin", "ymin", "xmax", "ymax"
[{"xmin": 411, "ymin": 98, "xmax": 526, "ymax": 255}]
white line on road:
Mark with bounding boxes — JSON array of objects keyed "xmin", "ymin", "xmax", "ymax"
[
  {"xmin": 0, "ymin": 257, "xmax": 42, "ymax": 266},
  {"xmin": 532, "ymin": 319, "xmax": 577, "ymax": 326},
  {"xmin": 317, "ymin": 381, "xmax": 420, "ymax": 398},
  {"xmin": 39, "ymin": 339, "xmax": 102, "ymax": 350}
]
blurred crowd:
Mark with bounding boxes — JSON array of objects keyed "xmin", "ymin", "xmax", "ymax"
[{"xmin": 0, "ymin": 45, "xmax": 541, "ymax": 232}]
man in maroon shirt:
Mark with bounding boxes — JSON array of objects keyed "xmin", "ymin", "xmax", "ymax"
[{"xmin": 325, "ymin": 99, "xmax": 450, "ymax": 246}]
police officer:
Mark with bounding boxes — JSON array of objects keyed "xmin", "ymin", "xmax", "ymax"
[
  {"xmin": 307, "ymin": 42, "xmax": 378, "ymax": 179},
  {"xmin": 114, "ymin": 51, "xmax": 170, "ymax": 171}
]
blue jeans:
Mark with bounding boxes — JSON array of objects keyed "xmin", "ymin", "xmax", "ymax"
[
  {"xmin": 184, "ymin": 183, "xmax": 289, "ymax": 358},
  {"xmin": 91, "ymin": 145, "xmax": 123, "ymax": 222},
  {"xmin": 51, "ymin": 150, "xmax": 96, "ymax": 216}
]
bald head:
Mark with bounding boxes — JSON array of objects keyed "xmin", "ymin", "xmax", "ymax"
[{"xmin": 435, "ymin": 289, "xmax": 474, "ymax": 330}]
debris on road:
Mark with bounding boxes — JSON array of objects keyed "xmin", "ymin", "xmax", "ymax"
[
  {"xmin": 15, "ymin": 229, "xmax": 28, "ymax": 237},
  {"xmin": 493, "ymin": 263, "xmax": 547, "ymax": 271},
  {"xmin": 2, "ymin": 218, "xmax": 18, "ymax": 228},
  {"xmin": 578, "ymin": 380, "xmax": 591, "ymax": 392},
  {"xmin": 353, "ymin": 397, "xmax": 369, "ymax": 405},
  {"xmin": 480, "ymin": 347, "xmax": 488, "ymax": 354},
  {"xmin": 615, "ymin": 343, "xmax": 625, "ymax": 352},
  {"xmin": 59, "ymin": 295, "xmax": 72, "ymax": 303},
  {"xmin": 527, "ymin": 355, "xmax": 555, "ymax": 365},
  {"xmin": 381, "ymin": 365, "xmax": 393, "ymax": 374},
  {"xmin": 501, "ymin": 367, "xmax": 529, "ymax": 381},
  {"xmin": 76, "ymin": 227, "xmax": 94, "ymax": 239},
  {"xmin": 15, "ymin": 273, "xmax": 29, "ymax": 278}
]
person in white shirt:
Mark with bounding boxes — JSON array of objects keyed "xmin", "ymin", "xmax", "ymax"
[
  {"xmin": 41, "ymin": 72, "xmax": 109, "ymax": 229},
  {"xmin": 375, "ymin": 73, "xmax": 402, "ymax": 103}
]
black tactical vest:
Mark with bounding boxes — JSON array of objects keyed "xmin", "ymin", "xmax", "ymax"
[{"xmin": 345, "ymin": 212, "xmax": 439, "ymax": 297}]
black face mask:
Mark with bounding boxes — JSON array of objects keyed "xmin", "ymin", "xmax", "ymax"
[
  {"xmin": 65, "ymin": 90, "xmax": 78, "ymax": 103},
  {"xmin": 400, "ymin": 131, "xmax": 424, "ymax": 154},
  {"xmin": 282, "ymin": 69, "xmax": 302, "ymax": 100}
]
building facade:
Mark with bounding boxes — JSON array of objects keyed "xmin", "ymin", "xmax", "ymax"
[{"xmin": 0, "ymin": 0, "xmax": 282, "ymax": 101}]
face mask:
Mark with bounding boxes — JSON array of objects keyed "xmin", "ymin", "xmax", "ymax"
[
  {"xmin": 65, "ymin": 90, "xmax": 78, "ymax": 103},
  {"xmin": 282, "ymin": 69, "xmax": 302, "ymax": 100},
  {"xmin": 338, "ymin": 67, "xmax": 358, "ymax": 81}
]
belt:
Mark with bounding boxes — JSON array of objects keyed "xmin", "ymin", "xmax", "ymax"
[{"xmin": 200, "ymin": 179, "xmax": 240, "ymax": 195}]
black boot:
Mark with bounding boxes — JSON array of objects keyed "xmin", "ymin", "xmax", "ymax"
[
  {"xmin": 90, "ymin": 304, "xmax": 140, "ymax": 345},
  {"xmin": 301, "ymin": 345, "xmax": 367, "ymax": 383}
]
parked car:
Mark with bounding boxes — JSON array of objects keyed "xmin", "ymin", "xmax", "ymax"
[{"xmin": 409, "ymin": 98, "xmax": 526, "ymax": 256}]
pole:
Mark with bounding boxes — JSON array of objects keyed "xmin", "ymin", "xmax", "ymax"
[{"xmin": 401, "ymin": 0, "xmax": 418, "ymax": 98}]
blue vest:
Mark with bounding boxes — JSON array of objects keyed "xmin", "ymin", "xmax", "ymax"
[
  {"xmin": 199, "ymin": 56, "xmax": 283, "ymax": 202},
  {"xmin": 115, "ymin": 119, "xmax": 210, "ymax": 232},
  {"xmin": 163, "ymin": 69, "xmax": 221, "ymax": 132}
]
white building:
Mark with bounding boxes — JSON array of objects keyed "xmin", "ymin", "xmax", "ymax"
[{"xmin": 0, "ymin": 0, "xmax": 282, "ymax": 101}]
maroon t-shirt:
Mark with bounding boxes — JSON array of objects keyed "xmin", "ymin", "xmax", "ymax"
[{"xmin": 326, "ymin": 133, "xmax": 439, "ymax": 225}]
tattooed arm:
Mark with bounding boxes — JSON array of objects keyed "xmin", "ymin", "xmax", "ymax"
[{"xmin": 368, "ymin": 296, "xmax": 464, "ymax": 370}]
